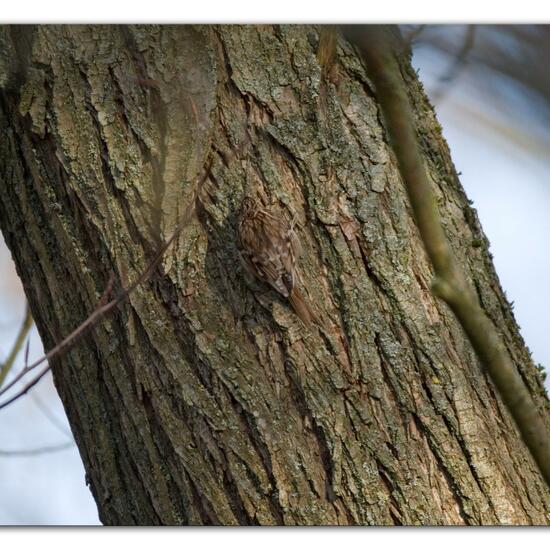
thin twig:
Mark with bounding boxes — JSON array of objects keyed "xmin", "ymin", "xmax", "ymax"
[
  {"xmin": 0, "ymin": 77, "xmax": 256, "ymax": 412},
  {"xmin": 431, "ymin": 25, "xmax": 476, "ymax": 103},
  {"xmin": 345, "ymin": 25, "xmax": 550, "ymax": 489},
  {"xmin": 0, "ymin": 304, "xmax": 33, "ymax": 387},
  {"xmin": 0, "ymin": 440, "xmax": 74, "ymax": 457},
  {"xmin": 0, "ymin": 157, "xmax": 213, "ymax": 411},
  {"xmin": 30, "ymin": 391, "xmax": 73, "ymax": 438},
  {"xmin": 403, "ymin": 24, "xmax": 427, "ymax": 47}
]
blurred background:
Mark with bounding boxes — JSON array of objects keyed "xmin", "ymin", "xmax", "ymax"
[{"xmin": 0, "ymin": 25, "xmax": 549, "ymax": 525}]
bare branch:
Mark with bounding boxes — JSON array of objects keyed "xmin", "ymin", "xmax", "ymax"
[
  {"xmin": 431, "ymin": 25, "xmax": 476, "ymax": 103},
  {"xmin": 0, "ymin": 113, "xmax": 258, "ymax": 411},
  {"xmin": 0, "ymin": 304, "xmax": 33, "ymax": 387},
  {"xmin": 402, "ymin": 24, "xmax": 427, "ymax": 47},
  {"xmin": 0, "ymin": 441, "xmax": 74, "ymax": 457},
  {"xmin": 0, "ymin": 155, "xmax": 214, "ymax": 411},
  {"xmin": 345, "ymin": 25, "xmax": 550, "ymax": 489},
  {"xmin": 30, "ymin": 391, "xmax": 73, "ymax": 438}
]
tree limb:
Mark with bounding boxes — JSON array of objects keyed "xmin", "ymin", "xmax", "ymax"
[{"xmin": 345, "ymin": 25, "xmax": 550, "ymax": 489}]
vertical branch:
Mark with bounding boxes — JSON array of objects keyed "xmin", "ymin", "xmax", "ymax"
[{"xmin": 345, "ymin": 25, "xmax": 550, "ymax": 488}]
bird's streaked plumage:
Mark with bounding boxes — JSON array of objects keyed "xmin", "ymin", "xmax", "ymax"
[{"xmin": 236, "ymin": 197, "xmax": 313, "ymax": 325}]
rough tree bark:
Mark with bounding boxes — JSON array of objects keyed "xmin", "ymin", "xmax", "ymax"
[{"xmin": 0, "ymin": 24, "xmax": 549, "ymax": 525}]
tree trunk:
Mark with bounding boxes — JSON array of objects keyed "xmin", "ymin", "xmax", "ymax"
[{"xmin": 0, "ymin": 24, "xmax": 549, "ymax": 525}]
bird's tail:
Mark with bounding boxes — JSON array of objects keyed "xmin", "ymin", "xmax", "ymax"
[{"xmin": 289, "ymin": 288, "xmax": 316, "ymax": 326}]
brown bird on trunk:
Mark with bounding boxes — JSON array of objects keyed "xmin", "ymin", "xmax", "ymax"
[{"xmin": 236, "ymin": 196, "xmax": 314, "ymax": 325}]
